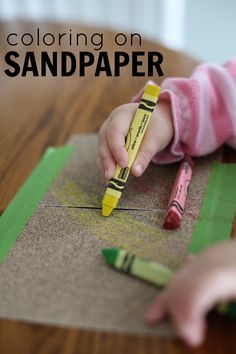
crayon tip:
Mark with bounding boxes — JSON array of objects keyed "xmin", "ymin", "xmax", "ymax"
[
  {"xmin": 163, "ymin": 210, "xmax": 181, "ymax": 230},
  {"xmin": 102, "ymin": 248, "xmax": 119, "ymax": 265},
  {"xmin": 102, "ymin": 193, "xmax": 118, "ymax": 216},
  {"xmin": 102, "ymin": 204, "xmax": 113, "ymax": 217}
]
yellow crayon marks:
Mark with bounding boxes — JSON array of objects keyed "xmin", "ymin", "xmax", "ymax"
[
  {"xmin": 53, "ymin": 179, "xmax": 101, "ymax": 206},
  {"xmin": 51, "ymin": 179, "xmax": 188, "ymax": 269}
]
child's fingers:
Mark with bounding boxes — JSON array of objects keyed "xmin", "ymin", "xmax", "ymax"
[
  {"xmin": 131, "ymin": 129, "xmax": 161, "ymax": 176},
  {"xmin": 98, "ymin": 103, "xmax": 138, "ymax": 180},
  {"xmin": 131, "ymin": 103, "xmax": 173, "ymax": 177},
  {"xmin": 131, "ymin": 116, "xmax": 163, "ymax": 176},
  {"xmin": 146, "ymin": 242, "xmax": 236, "ymax": 347},
  {"xmin": 145, "ymin": 292, "xmax": 167, "ymax": 324},
  {"xmin": 99, "ymin": 139, "xmax": 116, "ymax": 181},
  {"xmin": 169, "ymin": 277, "xmax": 215, "ymax": 347},
  {"xmin": 185, "ymin": 254, "xmax": 197, "ymax": 263},
  {"xmin": 98, "ymin": 101, "xmax": 172, "ymax": 179},
  {"xmin": 106, "ymin": 130, "xmax": 128, "ymax": 168},
  {"xmin": 106, "ymin": 104, "xmax": 138, "ymax": 167},
  {"xmin": 145, "ymin": 283, "xmax": 206, "ymax": 347},
  {"xmin": 145, "ymin": 286, "xmax": 206, "ymax": 347},
  {"xmin": 98, "ymin": 123, "xmax": 116, "ymax": 181},
  {"xmin": 173, "ymin": 313, "xmax": 206, "ymax": 348},
  {"xmin": 158, "ymin": 269, "xmax": 236, "ymax": 346}
]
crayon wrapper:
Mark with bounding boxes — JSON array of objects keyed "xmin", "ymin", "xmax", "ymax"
[
  {"xmin": 113, "ymin": 92, "xmax": 158, "ymax": 184},
  {"xmin": 116, "ymin": 249, "xmax": 173, "ymax": 287},
  {"xmin": 166, "ymin": 158, "xmax": 193, "ymax": 219}
]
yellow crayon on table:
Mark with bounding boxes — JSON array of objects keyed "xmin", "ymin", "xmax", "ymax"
[{"xmin": 102, "ymin": 84, "xmax": 161, "ymax": 217}]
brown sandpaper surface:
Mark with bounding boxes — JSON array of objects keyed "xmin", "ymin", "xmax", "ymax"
[
  {"xmin": 0, "ymin": 134, "xmax": 221, "ymax": 335},
  {"xmin": 41, "ymin": 135, "xmax": 216, "ymax": 218}
]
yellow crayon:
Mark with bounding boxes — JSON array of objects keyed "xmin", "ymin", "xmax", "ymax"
[{"xmin": 102, "ymin": 84, "xmax": 161, "ymax": 216}]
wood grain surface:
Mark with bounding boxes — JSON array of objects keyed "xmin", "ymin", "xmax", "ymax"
[{"xmin": 0, "ymin": 21, "xmax": 236, "ymax": 354}]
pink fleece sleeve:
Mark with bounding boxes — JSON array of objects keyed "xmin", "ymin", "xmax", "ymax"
[{"xmin": 134, "ymin": 60, "xmax": 236, "ymax": 164}]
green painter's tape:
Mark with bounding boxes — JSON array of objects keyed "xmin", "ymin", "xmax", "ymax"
[
  {"xmin": 189, "ymin": 163, "xmax": 236, "ymax": 317},
  {"xmin": 0, "ymin": 145, "xmax": 75, "ymax": 264},
  {"xmin": 189, "ymin": 162, "xmax": 236, "ymax": 254},
  {"xmin": 189, "ymin": 162, "xmax": 236, "ymax": 318}
]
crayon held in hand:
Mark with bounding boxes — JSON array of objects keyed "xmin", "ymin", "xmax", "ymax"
[
  {"xmin": 163, "ymin": 156, "xmax": 194, "ymax": 230},
  {"xmin": 102, "ymin": 247, "xmax": 173, "ymax": 287},
  {"xmin": 102, "ymin": 84, "xmax": 161, "ymax": 217}
]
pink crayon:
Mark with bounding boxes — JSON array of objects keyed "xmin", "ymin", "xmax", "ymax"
[{"xmin": 163, "ymin": 156, "xmax": 194, "ymax": 230}]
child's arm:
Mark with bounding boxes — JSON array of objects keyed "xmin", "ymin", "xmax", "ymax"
[
  {"xmin": 98, "ymin": 59, "xmax": 236, "ymax": 180},
  {"xmin": 145, "ymin": 241, "xmax": 236, "ymax": 347},
  {"xmin": 153, "ymin": 59, "xmax": 236, "ymax": 163}
]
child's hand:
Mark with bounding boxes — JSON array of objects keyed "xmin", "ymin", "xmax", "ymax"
[
  {"xmin": 145, "ymin": 241, "xmax": 236, "ymax": 347},
  {"xmin": 98, "ymin": 101, "xmax": 173, "ymax": 182}
]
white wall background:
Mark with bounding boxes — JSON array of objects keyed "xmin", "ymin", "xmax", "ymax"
[
  {"xmin": 185, "ymin": 0, "xmax": 236, "ymax": 63},
  {"xmin": 0, "ymin": 0, "xmax": 235, "ymax": 63}
]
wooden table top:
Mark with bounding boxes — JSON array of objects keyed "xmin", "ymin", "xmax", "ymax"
[{"xmin": 0, "ymin": 21, "xmax": 236, "ymax": 354}]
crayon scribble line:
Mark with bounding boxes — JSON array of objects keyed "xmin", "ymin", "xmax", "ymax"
[
  {"xmin": 44, "ymin": 179, "xmax": 192, "ymax": 270},
  {"xmin": 41, "ymin": 204, "xmax": 166, "ymax": 213}
]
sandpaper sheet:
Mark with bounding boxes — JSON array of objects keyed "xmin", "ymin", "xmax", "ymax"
[
  {"xmin": 0, "ymin": 134, "xmax": 220, "ymax": 335},
  {"xmin": 41, "ymin": 135, "xmax": 215, "ymax": 217}
]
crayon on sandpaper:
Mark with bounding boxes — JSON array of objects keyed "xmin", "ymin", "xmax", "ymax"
[
  {"xmin": 102, "ymin": 84, "xmax": 161, "ymax": 217},
  {"xmin": 163, "ymin": 156, "xmax": 194, "ymax": 229},
  {"xmin": 102, "ymin": 247, "xmax": 173, "ymax": 287}
]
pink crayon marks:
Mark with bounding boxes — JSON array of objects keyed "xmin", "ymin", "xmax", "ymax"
[{"xmin": 163, "ymin": 156, "xmax": 194, "ymax": 230}]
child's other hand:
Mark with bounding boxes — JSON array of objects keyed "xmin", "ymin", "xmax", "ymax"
[
  {"xmin": 145, "ymin": 241, "xmax": 236, "ymax": 347},
  {"xmin": 98, "ymin": 101, "xmax": 173, "ymax": 182}
]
